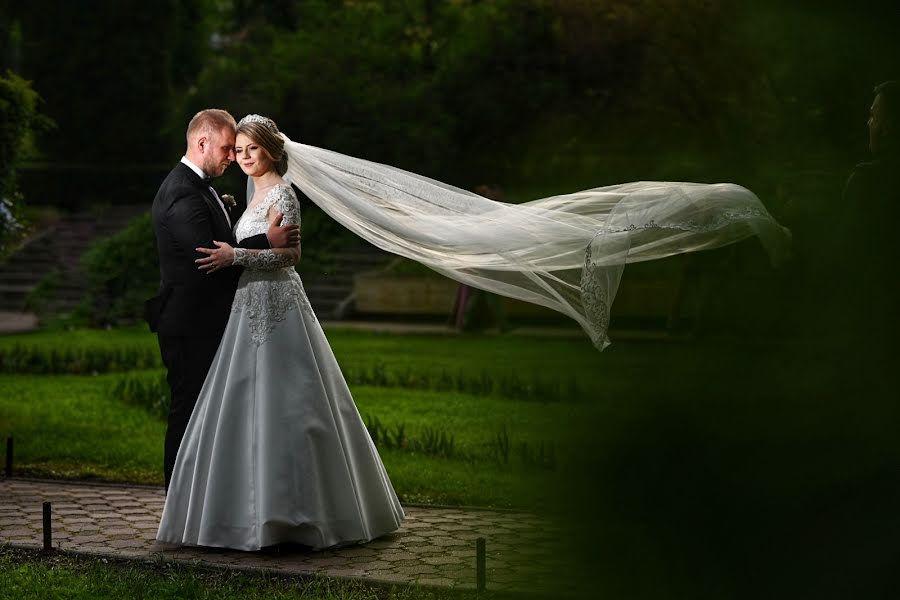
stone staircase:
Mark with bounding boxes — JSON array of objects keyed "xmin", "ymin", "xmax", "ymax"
[
  {"xmin": 0, "ymin": 205, "xmax": 394, "ymax": 320},
  {"xmin": 302, "ymin": 244, "xmax": 394, "ymax": 319},
  {"xmin": 0, "ymin": 205, "xmax": 149, "ymax": 315},
  {"xmin": 0, "ymin": 230, "xmax": 59, "ymax": 312}
]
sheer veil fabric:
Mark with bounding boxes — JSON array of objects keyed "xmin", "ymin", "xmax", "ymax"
[{"xmin": 275, "ymin": 135, "xmax": 790, "ymax": 349}]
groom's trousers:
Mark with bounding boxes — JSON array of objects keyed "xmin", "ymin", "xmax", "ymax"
[{"xmin": 158, "ymin": 334, "xmax": 222, "ymax": 492}]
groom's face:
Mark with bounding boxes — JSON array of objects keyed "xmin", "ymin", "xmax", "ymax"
[{"xmin": 204, "ymin": 127, "xmax": 237, "ymax": 177}]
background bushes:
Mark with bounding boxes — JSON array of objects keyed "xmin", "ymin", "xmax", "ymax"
[
  {"xmin": 80, "ymin": 212, "xmax": 159, "ymax": 326},
  {"xmin": 0, "ymin": 69, "xmax": 46, "ymax": 255}
]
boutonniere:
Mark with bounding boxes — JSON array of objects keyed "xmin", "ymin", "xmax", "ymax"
[{"xmin": 221, "ymin": 194, "xmax": 237, "ymax": 209}]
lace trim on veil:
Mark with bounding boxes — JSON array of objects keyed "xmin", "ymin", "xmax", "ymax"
[
  {"xmin": 580, "ymin": 205, "xmax": 773, "ymax": 348},
  {"xmin": 279, "ymin": 136, "xmax": 790, "ymax": 350}
]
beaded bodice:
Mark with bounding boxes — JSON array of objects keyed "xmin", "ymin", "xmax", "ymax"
[{"xmin": 231, "ymin": 183, "xmax": 315, "ymax": 344}]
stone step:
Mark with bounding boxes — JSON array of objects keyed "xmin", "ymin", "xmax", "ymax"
[
  {"xmin": 0, "ymin": 285, "xmax": 31, "ymax": 310},
  {"xmin": 309, "ymin": 286, "xmax": 346, "ymax": 296},
  {"xmin": 0, "ymin": 271, "xmax": 47, "ymax": 283},
  {"xmin": 296, "ymin": 244, "xmax": 393, "ymax": 322},
  {"xmin": 306, "ymin": 280, "xmax": 352, "ymax": 293},
  {"xmin": 1, "ymin": 249, "xmax": 58, "ymax": 263},
  {"xmin": 0, "ymin": 204, "xmax": 147, "ymax": 317},
  {"xmin": 308, "ymin": 301, "xmax": 341, "ymax": 319},
  {"xmin": 306, "ymin": 293, "xmax": 347, "ymax": 307}
]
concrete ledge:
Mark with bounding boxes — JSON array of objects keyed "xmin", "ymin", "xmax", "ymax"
[{"xmin": 0, "ymin": 311, "xmax": 39, "ymax": 334}]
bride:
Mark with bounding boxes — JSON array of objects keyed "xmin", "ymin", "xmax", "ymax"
[
  {"xmin": 156, "ymin": 114, "xmax": 404, "ymax": 551},
  {"xmin": 158, "ymin": 112, "xmax": 789, "ymax": 551}
]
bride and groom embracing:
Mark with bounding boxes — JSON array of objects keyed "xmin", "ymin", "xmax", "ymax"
[
  {"xmin": 148, "ymin": 106, "xmax": 789, "ymax": 552},
  {"xmin": 148, "ymin": 109, "xmax": 404, "ymax": 551}
]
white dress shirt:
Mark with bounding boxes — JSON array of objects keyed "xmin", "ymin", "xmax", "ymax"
[{"xmin": 180, "ymin": 156, "xmax": 231, "ymax": 228}]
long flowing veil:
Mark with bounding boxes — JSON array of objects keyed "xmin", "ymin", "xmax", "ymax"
[{"xmin": 276, "ymin": 134, "xmax": 790, "ymax": 349}]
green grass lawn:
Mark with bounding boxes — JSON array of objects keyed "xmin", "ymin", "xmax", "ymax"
[
  {"xmin": 4, "ymin": 326, "xmax": 900, "ymax": 596},
  {"xmin": 0, "ymin": 547, "xmax": 491, "ymax": 600},
  {"xmin": 0, "ymin": 374, "xmax": 163, "ymax": 483},
  {"xmin": 0, "ymin": 322, "xmax": 687, "ymax": 401},
  {"xmin": 0, "ymin": 325, "xmax": 157, "ymax": 353},
  {"xmin": 0, "ymin": 374, "xmax": 570, "ymax": 507},
  {"xmin": 0, "ymin": 324, "xmax": 605, "ymax": 395},
  {"xmin": 0, "ymin": 324, "xmax": 607, "ymax": 509}
]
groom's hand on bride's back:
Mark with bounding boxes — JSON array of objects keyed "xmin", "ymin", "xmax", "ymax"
[{"xmin": 267, "ymin": 212, "xmax": 301, "ymax": 248}]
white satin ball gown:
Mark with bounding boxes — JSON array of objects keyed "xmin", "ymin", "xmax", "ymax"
[{"xmin": 156, "ymin": 183, "xmax": 405, "ymax": 551}]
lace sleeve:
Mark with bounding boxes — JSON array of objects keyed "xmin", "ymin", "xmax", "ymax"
[
  {"xmin": 271, "ymin": 184, "xmax": 301, "ymax": 227},
  {"xmin": 233, "ymin": 185, "xmax": 301, "ymax": 270}
]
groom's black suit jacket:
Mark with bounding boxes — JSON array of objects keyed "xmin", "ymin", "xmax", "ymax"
[{"xmin": 147, "ymin": 162, "xmax": 269, "ymax": 338}]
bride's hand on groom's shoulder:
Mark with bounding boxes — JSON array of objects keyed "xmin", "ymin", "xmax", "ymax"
[{"xmin": 195, "ymin": 241, "xmax": 235, "ymax": 273}]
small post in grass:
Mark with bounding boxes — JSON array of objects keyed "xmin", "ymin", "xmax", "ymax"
[
  {"xmin": 476, "ymin": 537, "xmax": 486, "ymax": 592},
  {"xmin": 42, "ymin": 501, "xmax": 52, "ymax": 552},
  {"xmin": 5, "ymin": 436, "xmax": 11, "ymax": 477}
]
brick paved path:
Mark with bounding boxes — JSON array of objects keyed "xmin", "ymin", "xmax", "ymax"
[{"xmin": 0, "ymin": 478, "xmax": 569, "ymax": 593}]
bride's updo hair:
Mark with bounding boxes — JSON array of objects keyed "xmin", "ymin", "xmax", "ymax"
[{"xmin": 236, "ymin": 114, "xmax": 288, "ymax": 176}]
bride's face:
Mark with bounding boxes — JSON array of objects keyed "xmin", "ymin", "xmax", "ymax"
[{"xmin": 235, "ymin": 133, "xmax": 273, "ymax": 177}]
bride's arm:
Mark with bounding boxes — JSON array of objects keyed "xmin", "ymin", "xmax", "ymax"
[
  {"xmin": 196, "ymin": 186, "xmax": 301, "ymax": 272},
  {"xmin": 233, "ymin": 244, "xmax": 300, "ymax": 269},
  {"xmin": 196, "ymin": 242, "xmax": 299, "ymax": 272}
]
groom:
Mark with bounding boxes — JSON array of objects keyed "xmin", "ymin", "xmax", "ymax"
[{"xmin": 146, "ymin": 108, "xmax": 300, "ymax": 491}]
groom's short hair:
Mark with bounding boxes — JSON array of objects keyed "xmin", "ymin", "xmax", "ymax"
[{"xmin": 186, "ymin": 109, "xmax": 237, "ymax": 143}]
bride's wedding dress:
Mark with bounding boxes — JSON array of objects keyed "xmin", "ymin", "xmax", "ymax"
[{"xmin": 156, "ymin": 183, "xmax": 404, "ymax": 551}]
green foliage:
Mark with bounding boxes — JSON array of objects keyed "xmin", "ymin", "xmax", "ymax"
[
  {"xmin": 0, "ymin": 324, "xmax": 159, "ymax": 373},
  {"xmin": 0, "ymin": 323, "xmax": 580, "ymax": 504},
  {"xmin": 364, "ymin": 414, "xmax": 405, "ymax": 450},
  {"xmin": 6, "ymin": 1, "xmax": 207, "ymax": 163},
  {"xmin": 0, "ymin": 70, "xmax": 40, "ymax": 197},
  {"xmin": 105, "ymin": 371, "xmax": 573, "ymax": 467},
  {"xmin": 0, "ymin": 322, "xmax": 157, "ymax": 347},
  {"xmin": 417, "ymin": 426, "xmax": 456, "ymax": 458},
  {"xmin": 0, "ymin": 342, "xmax": 159, "ymax": 374},
  {"xmin": 0, "ymin": 69, "xmax": 47, "ymax": 255},
  {"xmin": 111, "ymin": 370, "xmax": 170, "ymax": 420},
  {"xmin": 0, "ymin": 373, "xmax": 562, "ymax": 506},
  {"xmin": 73, "ymin": 203, "xmax": 354, "ymax": 326},
  {"xmin": 489, "ymin": 426, "xmax": 510, "ymax": 465},
  {"xmin": 175, "ymin": 0, "xmax": 828, "ymax": 192},
  {"xmin": 175, "ymin": 0, "xmax": 566, "ymax": 183},
  {"xmin": 5, "ymin": 0, "xmax": 899, "ymax": 213},
  {"xmin": 1, "ymin": 325, "xmax": 588, "ymax": 400},
  {"xmin": 365, "ymin": 416, "xmax": 456, "ymax": 459},
  {"xmin": 486, "ymin": 429, "xmax": 556, "ymax": 472},
  {"xmin": 342, "ymin": 360, "xmax": 584, "ymax": 402},
  {"xmin": 517, "ymin": 439, "xmax": 556, "ymax": 471},
  {"xmin": 23, "ymin": 268, "xmax": 60, "ymax": 314},
  {"xmin": 0, "ymin": 547, "xmax": 487, "ymax": 600},
  {"xmin": 80, "ymin": 212, "xmax": 159, "ymax": 326}
]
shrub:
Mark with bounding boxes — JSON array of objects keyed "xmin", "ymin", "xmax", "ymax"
[
  {"xmin": 78, "ymin": 202, "xmax": 352, "ymax": 326},
  {"xmin": 0, "ymin": 70, "xmax": 49, "ymax": 256},
  {"xmin": 344, "ymin": 361, "xmax": 583, "ymax": 402},
  {"xmin": 0, "ymin": 344, "xmax": 160, "ymax": 374},
  {"xmin": 80, "ymin": 212, "xmax": 158, "ymax": 326},
  {"xmin": 111, "ymin": 370, "xmax": 170, "ymax": 420}
]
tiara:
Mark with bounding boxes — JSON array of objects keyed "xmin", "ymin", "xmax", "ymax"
[{"xmin": 237, "ymin": 114, "xmax": 278, "ymax": 134}]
